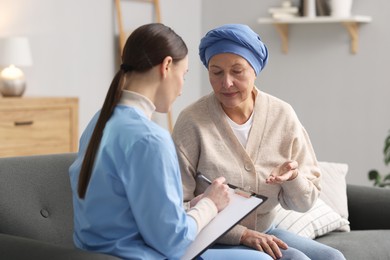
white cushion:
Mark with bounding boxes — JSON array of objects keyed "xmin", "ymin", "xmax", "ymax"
[
  {"xmin": 318, "ymin": 161, "xmax": 350, "ymax": 231},
  {"xmin": 273, "ymin": 161, "xmax": 351, "ymax": 238},
  {"xmin": 274, "ymin": 198, "xmax": 350, "ymax": 239}
]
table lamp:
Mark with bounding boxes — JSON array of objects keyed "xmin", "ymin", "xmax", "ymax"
[{"xmin": 0, "ymin": 37, "xmax": 33, "ymax": 97}]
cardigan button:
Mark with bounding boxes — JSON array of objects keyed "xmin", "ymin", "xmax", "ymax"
[{"xmin": 244, "ymin": 163, "xmax": 252, "ymax": 171}]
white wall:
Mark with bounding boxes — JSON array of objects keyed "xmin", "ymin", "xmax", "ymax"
[
  {"xmin": 0, "ymin": 0, "xmax": 113, "ymax": 133},
  {"xmin": 201, "ymin": 0, "xmax": 390, "ymax": 186},
  {"xmin": 0, "ymin": 0, "xmax": 202, "ymax": 132}
]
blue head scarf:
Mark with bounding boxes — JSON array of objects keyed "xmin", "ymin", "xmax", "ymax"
[{"xmin": 199, "ymin": 24, "xmax": 268, "ymax": 75}]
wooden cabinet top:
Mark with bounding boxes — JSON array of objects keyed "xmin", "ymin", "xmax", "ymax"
[{"xmin": 0, "ymin": 97, "xmax": 78, "ymax": 110}]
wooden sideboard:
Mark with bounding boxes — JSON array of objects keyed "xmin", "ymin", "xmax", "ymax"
[{"xmin": 0, "ymin": 97, "xmax": 79, "ymax": 157}]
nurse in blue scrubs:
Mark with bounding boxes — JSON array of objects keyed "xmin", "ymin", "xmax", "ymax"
[{"xmin": 69, "ymin": 23, "xmax": 272, "ymax": 260}]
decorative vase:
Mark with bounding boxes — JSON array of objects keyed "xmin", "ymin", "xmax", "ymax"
[
  {"xmin": 0, "ymin": 65, "xmax": 26, "ymax": 97},
  {"xmin": 301, "ymin": 0, "xmax": 316, "ymax": 18},
  {"xmin": 330, "ymin": 0, "xmax": 353, "ymax": 17}
]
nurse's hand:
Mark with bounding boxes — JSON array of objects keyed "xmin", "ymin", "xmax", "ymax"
[
  {"xmin": 240, "ymin": 229, "xmax": 288, "ymax": 259},
  {"xmin": 203, "ymin": 176, "xmax": 230, "ymax": 212},
  {"xmin": 266, "ymin": 160, "xmax": 299, "ymax": 184}
]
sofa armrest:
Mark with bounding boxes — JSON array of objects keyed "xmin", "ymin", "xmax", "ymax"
[
  {"xmin": 347, "ymin": 184, "xmax": 390, "ymax": 230},
  {"xmin": 0, "ymin": 233, "xmax": 120, "ymax": 260}
]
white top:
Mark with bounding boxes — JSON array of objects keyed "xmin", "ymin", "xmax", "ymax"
[{"xmin": 224, "ymin": 111, "xmax": 254, "ymax": 148}]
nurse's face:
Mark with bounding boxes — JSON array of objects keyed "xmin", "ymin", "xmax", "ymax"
[{"xmin": 156, "ymin": 55, "xmax": 188, "ymax": 113}]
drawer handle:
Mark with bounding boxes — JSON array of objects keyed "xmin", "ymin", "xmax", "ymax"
[{"xmin": 14, "ymin": 121, "xmax": 34, "ymax": 126}]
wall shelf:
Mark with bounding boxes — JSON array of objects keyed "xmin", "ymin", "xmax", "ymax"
[{"xmin": 257, "ymin": 16, "xmax": 372, "ymax": 54}]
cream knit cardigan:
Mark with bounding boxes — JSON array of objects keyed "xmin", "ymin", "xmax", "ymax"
[{"xmin": 172, "ymin": 89, "xmax": 321, "ymax": 245}]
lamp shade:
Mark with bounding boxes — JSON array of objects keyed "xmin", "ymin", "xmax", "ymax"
[{"xmin": 0, "ymin": 37, "xmax": 33, "ymax": 67}]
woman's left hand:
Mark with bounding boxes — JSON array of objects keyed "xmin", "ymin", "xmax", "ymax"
[
  {"xmin": 266, "ymin": 160, "xmax": 298, "ymax": 184},
  {"xmin": 240, "ymin": 229, "xmax": 288, "ymax": 259}
]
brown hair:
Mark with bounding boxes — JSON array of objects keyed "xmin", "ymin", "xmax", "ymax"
[{"xmin": 77, "ymin": 23, "xmax": 188, "ymax": 198}]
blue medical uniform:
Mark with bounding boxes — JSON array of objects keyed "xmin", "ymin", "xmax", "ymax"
[{"xmin": 69, "ymin": 105, "xmax": 197, "ymax": 259}]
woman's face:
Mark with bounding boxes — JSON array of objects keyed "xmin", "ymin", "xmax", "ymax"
[
  {"xmin": 156, "ymin": 55, "xmax": 188, "ymax": 113},
  {"xmin": 208, "ymin": 53, "xmax": 256, "ymax": 110}
]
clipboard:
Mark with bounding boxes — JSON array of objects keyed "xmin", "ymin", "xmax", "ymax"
[{"xmin": 181, "ymin": 176, "xmax": 267, "ymax": 260}]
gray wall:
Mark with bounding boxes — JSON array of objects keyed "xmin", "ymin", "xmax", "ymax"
[
  {"xmin": 201, "ymin": 0, "xmax": 390, "ymax": 186},
  {"xmin": 0, "ymin": 0, "xmax": 388, "ymax": 186}
]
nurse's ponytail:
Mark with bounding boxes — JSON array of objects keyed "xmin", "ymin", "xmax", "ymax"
[{"xmin": 77, "ymin": 23, "xmax": 188, "ymax": 198}]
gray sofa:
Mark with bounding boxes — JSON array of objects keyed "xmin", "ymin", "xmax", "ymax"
[
  {"xmin": 316, "ymin": 183, "xmax": 390, "ymax": 259},
  {"xmin": 0, "ymin": 153, "xmax": 389, "ymax": 259},
  {"xmin": 0, "ymin": 153, "xmax": 119, "ymax": 260}
]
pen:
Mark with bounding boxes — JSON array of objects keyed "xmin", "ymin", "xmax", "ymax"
[
  {"xmin": 196, "ymin": 173, "xmax": 254, "ymax": 198},
  {"xmin": 197, "ymin": 173, "xmax": 240, "ymax": 190},
  {"xmin": 197, "ymin": 174, "xmax": 212, "ymax": 185}
]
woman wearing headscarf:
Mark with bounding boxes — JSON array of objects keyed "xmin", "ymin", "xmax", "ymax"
[{"xmin": 172, "ymin": 24, "xmax": 345, "ymax": 259}]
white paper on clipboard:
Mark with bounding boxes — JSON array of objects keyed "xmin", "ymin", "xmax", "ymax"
[{"xmin": 181, "ymin": 188, "xmax": 267, "ymax": 260}]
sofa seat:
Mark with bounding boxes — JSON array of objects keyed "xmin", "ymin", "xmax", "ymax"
[
  {"xmin": 0, "ymin": 233, "xmax": 115, "ymax": 260},
  {"xmin": 0, "ymin": 153, "xmax": 389, "ymax": 259},
  {"xmin": 317, "ymin": 230, "xmax": 390, "ymax": 259}
]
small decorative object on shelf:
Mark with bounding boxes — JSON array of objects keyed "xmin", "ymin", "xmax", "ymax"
[
  {"xmin": 330, "ymin": 0, "xmax": 353, "ymax": 18},
  {"xmin": 299, "ymin": 0, "xmax": 330, "ymax": 17},
  {"xmin": 303, "ymin": 0, "xmax": 316, "ymax": 18},
  {"xmin": 315, "ymin": 0, "xmax": 331, "ymax": 16},
  {"xmin": 0, "ymin": 37, "xmax": 33, "ymax": 97},
  {"xmin": 268, "ymin": 1, "xmax": 299, "ymax": 19}
]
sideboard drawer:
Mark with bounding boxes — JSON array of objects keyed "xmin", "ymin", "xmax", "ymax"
[{"xmin": 0, "ymin": 97, "xmax": 78, "ymax": 157}]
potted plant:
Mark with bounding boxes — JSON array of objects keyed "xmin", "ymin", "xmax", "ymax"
[{"xmin": 368, "ymin": 130, "xmax": 390, "ymax": 187}]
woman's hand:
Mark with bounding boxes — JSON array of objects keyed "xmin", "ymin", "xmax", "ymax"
[
  {"xmin": 203, "ymin": 176, "xmax": 230, "ymax": 212},
  {"xmin": 240, "ymin": 229, "xmax": 288, "ymax": 259},
  {"xmin": 266, "ymin": 160, "xmax": 299, "ymax": 184}
]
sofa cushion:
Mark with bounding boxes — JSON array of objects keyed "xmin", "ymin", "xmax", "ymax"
[
  {"xmin": 347, "ymin": 184, "xmax": 390, "ymax": 230},
  {"xmin": 0, "ymin": 233, "xmax": 119, "ymax": 260},
  {"xmin": 0, "ymin": 153, "xmax": 77, "ymax": 247},
  {"xmin": 316, "ymin": 230, "xmax": 390, "ymax": 260},
  {"xmin": 318, "ymin": 161, "xmax": 350, "ymax": 231},
  {"xmin": 273, "ymin": 161, "xmax": 351, "ymax": 239},
  {"xmin": 273, "ymin": 198, "xmax": 349, "ymax": 239}
]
